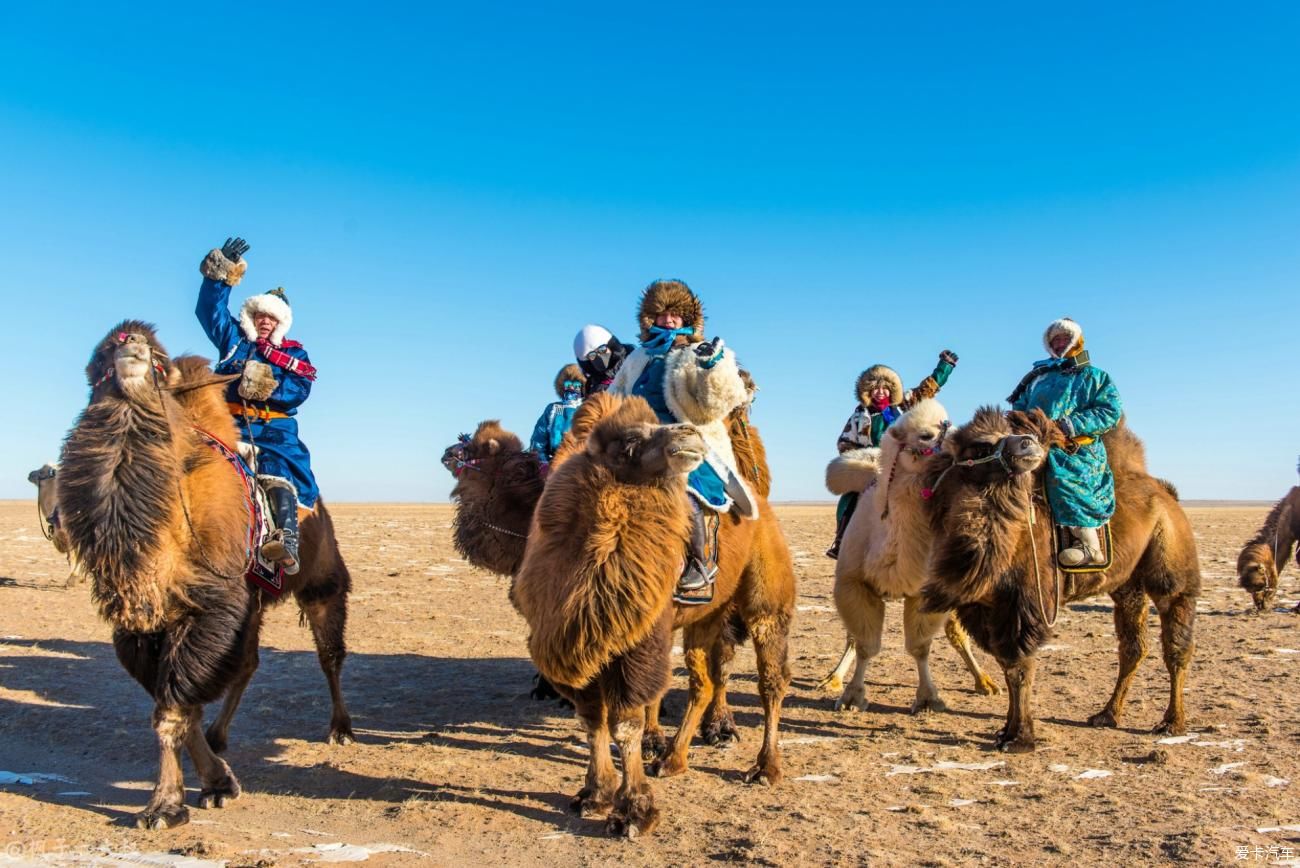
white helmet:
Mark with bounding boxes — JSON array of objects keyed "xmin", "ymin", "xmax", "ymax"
[{"xmin": 573, "ymin": 324, "xmax": 614, "ymax": 362}]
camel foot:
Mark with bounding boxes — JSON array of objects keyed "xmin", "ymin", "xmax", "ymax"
[
  {"xmin": 204, "ymin": 725, "xmax": 228, "ymax": 755},
  {"xmin": 743, "ymin": 758, "xmax": 782, "ymax": 786},
  {"xmin": 910, "ymin": 693, "xmax": 948, "ymax": 715},
  {"xmin": 568, "ymin": 786, "xmax": 614, "ymax": 818},
  {"xmin": 327, "ymin": 717, "xmax": 356, "ymax": 746},
  {"xmin": 606, "ymin": 791, "xmax": 659, "ymax": 840},
  {"xmin": 700, "ymin": 713, "xmax": 740, "ymax": 747},
  {"xmin": 1152, "ymin": 715, "xmax": 1186, "ymax": 737},
  {"xmin": 1087, "ymin": 709, "xmax": 1119, "ymax": 729},
  {"xmin": 649, "ymin": 753, "xmax": 688, "ymax": 779},
  {"xmin": 641, "ymin": 730, "xmax": 669, "ymax": 762},
  {"xmin": 994, "ymin": 730, "xmax": 1036, "ymax": 753},
  {"xmin": 136, "ymin": 804, "xmax": 189, "ymax": 830},
  {"xmin": 834, "ymin": 684, "xmax": 868, "ymax": 712},
  {"xmin": 973, "ymin": 673, "xmax": 1000, "ymax": 696},
  {"xmin": 197, "ymin": 775, "xmax": 241, "ymax": 809}
]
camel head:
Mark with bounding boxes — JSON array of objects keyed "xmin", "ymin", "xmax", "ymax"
[
  {"xmin": 85, "ymin": 320, "xmax": 171, "ymax": 401},
  {"xmin": 1237, "ymin": 543, "xmax": 1278, "ymax": 612},
  {"xmin": 884, "ymin": 398, "xmax": 951, "ymax": 473},
  {"xmin": 939, "ymin": 406, "xmax": 1047, "ymax": 488},
  {"xmin": 441, "ymin": 421, "xmax": 524, "ymax": 480},
  {"xmin": 585, "ymin": 397, "xmax": 706, "ymax": 485}
]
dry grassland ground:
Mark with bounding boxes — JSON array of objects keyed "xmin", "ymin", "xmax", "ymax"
[{"xmin": 1, "ymin": 501, "xmax": 1298, "ymax": 866}]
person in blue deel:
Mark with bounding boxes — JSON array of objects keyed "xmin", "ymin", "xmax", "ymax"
[
  {"xmin": 529, "ymin": 363, "xmax": 585, "ymax": 466},
  {"xmin": 196, "ymin": 237, "xmax": 319, "ymax": 575}
]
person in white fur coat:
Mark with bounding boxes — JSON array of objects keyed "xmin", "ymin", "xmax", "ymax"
[{"xmin": 609, "ymin": 279, "xmax": 756, "ymax": 604}]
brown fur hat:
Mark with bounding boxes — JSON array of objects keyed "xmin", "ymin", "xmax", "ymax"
[
  {"xmin": 856, "ymin": 364, "xmax": 904, "ymax": 405},
  {"xmin": 553, "ymin": 363, "xmax": 585, "ymax": 399},
  {"xmin": 637, "ymin": 279, "xmax": 705, "ymax": 344}
]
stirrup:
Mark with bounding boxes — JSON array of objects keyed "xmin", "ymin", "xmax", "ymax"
[
  {"xmin": 826, "ymin": 541, "xmax": 840, "ymax": 560},
  {"xmin": 261, "ymin": 531, "xmax": 300, "ymax": 576},
  {"xmin": 1057, "ymin": 544, "xmax": 1101, "ymax": 568},
  {"xmin": 674, "ymin": 560, "xmax": 716, "ymax": 606}
]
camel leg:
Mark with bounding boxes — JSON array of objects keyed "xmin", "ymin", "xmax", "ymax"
[
  {"xmin": 833, "ymin": 584, "xmax": 884, "ymax": 712},
  {"xmin": 1087, "ymin": 582, "xmax": 1149, "ymax": 728},
  {"xmin": 1152, "ymin": 592, "xmax": 1196, "ymax": 735},
  {"xmin": 642, "ymin": 698, "xmax": 668, "ymax": 761},
  {"xmin": 205, "ymin": 607, "xmax": 263, "ymax": 754},
  {"xmin": 743, "ymin": 614, "xmax": 790, "ymax": 785},
  {"xmin": 700, "ymin": 633, "xmax": 739, "ymax": 746},
  {"xmin": 655, "ymin": 618, "xmax": 724, "ymax": 778},
  {"xmin": 605, "ymin": 706, "xmax": 659, "ymax": 839},
  {"xmin": 185, "ymin": 714, "xmax": 241, "ymax": 809},
  {"xmin": 570, "ymin": 694, "xmax": 617, "ymax": 817},
  {"xmin": 944, "ymin": 615, "xmax": 999, "ymax": 696},
  {"xmin": 816, "ymin": 633, "xmax": 856, "ymax": 694},
  {"xmin": 904, "ymin": 596, "xmax": 950, "ymax": 714},
  {"xmin": 297, "ymin": 589, "xmax": 355, "ymax": 745},
  {"xmin": 995, "ymin": 657, "xmax": 1038, "ymax": 752},
  {"xmin": 137, "ymin": 704, "xmax": 194, "ymax": 830}
]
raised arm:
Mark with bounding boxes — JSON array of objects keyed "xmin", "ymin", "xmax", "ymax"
[
  {"xmin": 906, "ymin": 349, "xmax": 958, "ymax": 406},
  {"xmin": 196, "ymin": 237, "xmax": 250, "ymax": 356}
]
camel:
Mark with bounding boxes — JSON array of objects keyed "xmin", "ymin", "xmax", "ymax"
[
  {"xmin": 514, "ymin": 396, "xmax": 704, "ymax": 836},
  {"xmin": 58, "ymin": 322, "xmax": 354, "ymax": 829},
  {"xmin": 1237, "ymin": 485, "xmax": 1300, "ymax": 612},
  {"xmin": 822, "ymin": 399, "xmax": 998, "ymax": 713},
  {"xmin": 443, "ymin": 389, "xmax": 796, "ymax": 804},
  {"xmin": 920, "ymin": 407, "xmax": 1200, "ymax": 752},
  {"xmin": 27, "ymin": 461, "xmax": 84, "ymax": 586}
]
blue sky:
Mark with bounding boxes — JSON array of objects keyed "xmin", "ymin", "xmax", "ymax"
[{"xmin": 1, "ymin": 3, "xmax": 1297, "ymax": 502}]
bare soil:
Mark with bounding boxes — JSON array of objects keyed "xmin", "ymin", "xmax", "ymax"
[{"xmin": 1, "ymin": 502, "xmax": 1298, "ymax": 866}]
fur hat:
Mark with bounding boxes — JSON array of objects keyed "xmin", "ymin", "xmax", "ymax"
[
  {"xmin": 1043, "ymin": 317, "xmax": 1084, "ymax": 359},
  {"xmin": 240, "ymin": 287, "xmax": 293, "ymax": 345},
  {"xmin": 637, "ymin": 279, "xmax": 705, "ymax": 344},
  {"xmin": 856, "ymin": 364, "xmax": 904, "ymax": 406},
  {"xmin": 554, "ymin": 363, "xmax": 585, "ymax": 399}
]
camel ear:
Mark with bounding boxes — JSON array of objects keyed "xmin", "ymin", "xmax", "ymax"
[
  {"xmin": 888, "ymin": 424, "xmax": 905, "ymax": 441},
  {"xmin": 486, "ymin": 438, "xmax": 501, "ymax": 455}
]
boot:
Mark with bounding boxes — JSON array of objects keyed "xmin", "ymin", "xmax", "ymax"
[
  {"xmin": 1058, "ymin": 525, "xmax": 1103, "ymax": 568},
  {"xmin": 826, "ymin": 493, "xmax": 858, "ymax": 559},
  {"xmin": 261, "ymin": 484, "xmax": 301, "ymax": 576},
  {"xmin": 675, "ymin": 501, "xmax": 718, "ymax": 605}
]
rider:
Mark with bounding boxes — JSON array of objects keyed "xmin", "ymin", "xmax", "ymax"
[
  {"xmin": 609, "ymin": 280, "xmax": 756, "ymax": 604},
  {"xmin": 529, "ymin": 363, "xmax": 585, "ymax": 466},
  {"xmin": 826, "ymin": 351, "xmax": 958, "ymax": 558},
  {"xmin": 1008, "ymin": 317, "xmax": 1123, "ymax": 567},
  {"xmin": 196, "ymin": 237, "xmax": 318, "ymax": 575},
  {"xmin": 573, "ymin": 324, "xmax": 632, "ymax": 397}
]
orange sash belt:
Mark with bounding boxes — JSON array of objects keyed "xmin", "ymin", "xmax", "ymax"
[{"xmin": 228, "ymin": 402, "xmax": 290, "ymax": 422}]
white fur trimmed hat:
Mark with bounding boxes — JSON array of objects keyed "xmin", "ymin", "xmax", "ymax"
[
  {"xmin": 240, "ymin": 287, "xmax": 293, "ymax": 345},
  {"xmin": 1043, "ymin": 317, "xmax": 1083, "ymax": 359}
]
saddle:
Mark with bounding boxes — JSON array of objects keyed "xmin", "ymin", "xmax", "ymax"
[{"xmin": 1042, "ymin": 478, "xmax": 1112, "ymax": 575}]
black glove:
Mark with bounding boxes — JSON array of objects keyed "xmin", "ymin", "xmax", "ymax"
[
  {"xmin": 939, "ymin": 349, "xmax": 958, "ymax": 366},
  {"xmin": 221, "ymin": 237, "xmax": 250, "ymax": 263},
  {"xmin": 695, "ymin": 336, "xmax": 724, "ymax": 359}
]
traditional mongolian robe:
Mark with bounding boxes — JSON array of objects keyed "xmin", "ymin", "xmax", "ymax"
[{"xmin": 196, "ymin": 278, "xmax": 320, "ymax": 508}]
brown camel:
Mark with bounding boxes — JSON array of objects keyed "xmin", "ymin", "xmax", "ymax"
[
  {"xmin": 920, "ymin": 407, "xmax": 1201, "ymax": 752},
  {"xmin": 58, "ymin": 322, "xmax": 354, "ymax": 829},
  {"xmin": 514, "ymin": 396, "xmax": 702, "ymax": 836},
  {"xmin": 1237, "ymin": 485, "xmax": 1300, "ymax": 612}
]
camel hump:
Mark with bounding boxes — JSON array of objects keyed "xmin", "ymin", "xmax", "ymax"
[
  {"xmin": 1102, "ymin": 417, "xmax": 1148, "ymax": 475},
  {"xmin": 826, "ymin": 447, "xmax": 882, "ymax": 495}
]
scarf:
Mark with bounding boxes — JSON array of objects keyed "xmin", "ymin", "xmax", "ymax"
[
  {"xmin": 642, "ymin": 326, "xmax": 694, "ymax": 356},
  {"xmin": 256, "ymin": 338, "xmax": 318, "ymax": 381}
]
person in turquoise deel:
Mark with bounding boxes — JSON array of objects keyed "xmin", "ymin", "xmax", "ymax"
[
  {"xmin": 1008, "ymin": 317, "xmax": 1123, "ymax": 567},
  {"xmin": 529, "ymin": 363, "xmax": 585, "ymax": 466},
  {"xmin": 826, "ymin": 352, "xmax": 958, "ymax": 558}
]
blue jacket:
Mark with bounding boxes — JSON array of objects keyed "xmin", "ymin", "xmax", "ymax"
[
  {"xmin": 1011, "ymin": 357, "xmax": 1123, "ymax": 527},
  {"xmin": 529, "ymin": 398, "xmax": 581, "ymax": 463},
  {"xmin": 196, "ymin": 277, "xmax": 319, "ymax": 507}
]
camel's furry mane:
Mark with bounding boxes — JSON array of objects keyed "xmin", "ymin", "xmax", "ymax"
[
  {"xmin": 514, "ymin": 394, "xmax": 692, "ymax": 689},
  {"xmin": 446, "ymin": 419, "xmax": 542, "ymax": 578}
]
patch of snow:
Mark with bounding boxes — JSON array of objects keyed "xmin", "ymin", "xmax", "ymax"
[
  {"xmin": 1209, "ymin": 762, "xmax": 1248, "ymax": 776},
  {"xmin": 949, "ymin": 798, "xmax": 976, "ymax": 807},
  {"xmin": 795, "ymin": 774, "xmax": 839, "ymax": 783},
  {"xmin": 1074, "ymin": 769, "xmax": 1112, "ymax": 780}
]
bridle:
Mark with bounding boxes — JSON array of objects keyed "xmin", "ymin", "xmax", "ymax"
[
  {"xmin": 92, "ymin": 331, "xmax": 167, "ymax": 388},
  {"xmin": 921, "ymin": 433, "xmax": 1036, "ymax": 501},
  {"xmin": 444, "ymin": 434, "xmax": 486, "ymax": 478}
]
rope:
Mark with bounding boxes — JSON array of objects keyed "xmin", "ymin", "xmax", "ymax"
[
  {"xmin": 483, "ymin": 519, "xmax": 528, "ymax": 540},
  {"xmin": 1025, "ymin": 489, "xmax": 1061, "ymax": 629}
]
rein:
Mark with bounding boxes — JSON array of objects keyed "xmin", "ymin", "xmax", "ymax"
[
  {"xmin": 922, "ymin": 437, "xmax": 1018, "ymax": 501},
  {"xmin": 1024, "ymin": 488, "xmax": 1062, "ymax": 629},
  {"xmin": 483, "ymin": 520, "xmax": 528, "ymax": 540}
]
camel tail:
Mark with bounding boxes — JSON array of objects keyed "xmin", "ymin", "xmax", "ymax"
[{"xmin": 825, "ymin": 447, "xmax": 881, "ymax": 496}]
